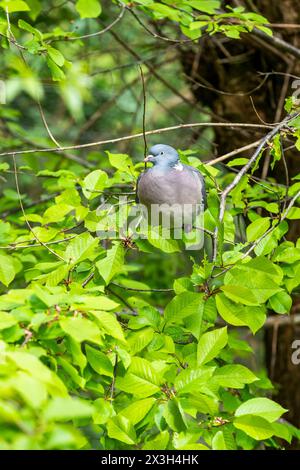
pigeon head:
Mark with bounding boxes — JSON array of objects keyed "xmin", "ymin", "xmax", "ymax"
[{"xmin": 144, "ymin": 144, "xmax": 179, "ymax": 167}]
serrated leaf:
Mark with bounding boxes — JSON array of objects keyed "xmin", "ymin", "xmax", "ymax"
[
  {"xmin": 197, "ymin": 327, "xmax": 228, "ymax": 365},
  {"xmin": 164, "ymin": 398, "xmax": 187, "ymax": 432},
  {"xmin": 120, "ymin": 398, "xmax": 155, "ymax": 425},
  {"xmin": 233, "ymin": 415, "xmax": 275, "ymax": 440},
  {"xmin": 164, "ymin": 292, "xmax": 202, "ymax": 324},
  {"xmin": 235, "ymin": 398, "xmax": 287, "ymax": 423},
  {"xmin": 220, "ymin": 285, "xmax": 259, "ymax": 306},
  {"xmin": 212, "ymin": 364, "xmax": 258, "ymax": 388},
  {"xmin": 107, "ymin": 415, "xmax": 136, "ymax": 445},
  {"xmin": 96, "ymin": 242, "xmax": 124, "ymax": 284},
  {"xmin": 65, "ymin": 232, "xmax": 98, "ymax": 265},
  {"xmin": 216, "ymin": 293, "xmax": 266, "ymax": 333},
  {"xmin": 44, "ymin": 397, "xmax": 94, "ymax": 421},
  {"xmin": 60, "ymin": 316, "xmax": 102, "ymax": 344},
  {"xmin": 127, "ymin": 327, "xmax": 154, "ymax": 355},
  {"xmin": 85, "ymin": 344, "xmax": 113, "ymax": 377},
  {"xmin": 90, "ymin": 310, "xmax": 125, "ymax": 342},
  {"xmin": 175, "ymin": 367, "xmax": 215, "ymax": 394}
]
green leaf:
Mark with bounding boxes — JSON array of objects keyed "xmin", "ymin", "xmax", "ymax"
[
  {"xmin": 65, "ymin": 232, "xmax": 98, "ymax": 265},
  {"xmin": 0, "ymin": 311, "xmax": 17, "ymax": 330},
  {"xmin": 143, "ymin": 430, "xmax": 169, "ymax": 450},
  {"xmin": 85, "ymin": 344, "xmax": 113, "ymax": 377},
  {"xmin": 60, "ymin": 316, "xmax": 102, "ymax": 344},
  {"xmin": 220, "ymin": 285, "xmax": 259, "ymax": 306},
  {"xmin": 107, "ymin": 415, "xmax": 136, "ymax": 445},
  {"xmin": 0, "ymin": 254, "xmax": 16, "ymax": 286},
  {"xmin": 186, "ymin": 1, "xmax": 220, "ymax": 14},
  {"xmin": 227, "ymin": 158, "xmax": 249, "ymax": 167},
  {"xmin": 96, "ymin": 242, "xmax": 124, "ymax": 284},
  {"xmin": 12, "ymin": 371, "xmax": 47, "ymax": 408},
  {"xmin": 0, "ymin": 0, "xmax": 30, "ymax": 12},
  {"xmin": 175, "ymin": 367, "xmax": 215, "ymax": 394},
  {"xmin": 274, "ymin": 247, "xmax": 300, "ymax": 263},
  {"xmin": 48, "ymin": 47, "xmax": 65, "ymax": 67},
  {"xmin": 147, "ymin": 3, "xmax": 180, "ymax": 21},
  {"xmin": 216, "ymin": 293, "xmax": 266, "ymax": 333},
  {"xmin": 127, "ymin": 327, "xmax": 154, "ymax": 355},
  {"xmin": 164, "ymin": 398, "xmax": 187, "ymax": 432},
  {"xmin": 212, "ymin": 364, "xmax": 258, "ymax": 388},
  {"xmin": 43, "ymin": 204, "xmax": 72, "ymax": 223},
  {"xmin": 212, "ymin": 431, "xmax": 226, "ymax": 450},
  {"xmin": 66, "ymin": 336, "xmax": 87, "ymax": 372},
  {"xmin": 235, "ymin": 398, "xmax": 287, "ymax": 423},
  {"xmin": 181, "ymin": 394, "xmax": 219, "ymax": 416},
  {"xmin": 116, "ymin": 373, "xmax": 160, "ymax": 398},
  {"xmin": 233, "ymin": 415, "xmax": 276, "ymax": 440},
  {"xmin": 107, "ymin": 152, "xmax": 134, "ymax": 174},
  {"xmin": 45, "ymin": 265, "xmax": 69, "ymax": 287},
  {"xmin": 90, "ymin": 310, "xmax": 125, "ymax": 342},
  {"xmin": 269, "ymin": 291, "xmax": 292, "ymax": 314},
  {"xmin": 224, "ymin": 257, "xmax": 282, "ymax": 304},
  {"xmin": 120, "ymin": 398, "xmax": 155, "ymax": 425},
  {"xmin": 285, "ymin": 207, "xmax": 300, "ymax": 220},
  {"xmin": 116, "ymin": 357, "xmax": 160, "ymax": 398},
  {"xmin": 7, "ymin": 351, "xmax": 67, "ymax": 396},
  {"xmin": 57, "ymin": 356, "xmax": 86, "ymax": 388},
  {"xmin": 44, "ymin": 397, "xmax": 94, "ymax": 421},
  {"xmin": 147, "ymin": 228, "xmax": 181, "ymax": 253},
  {"xmin": 46, "ymin": 58, "xmax": 65, "ymax": 81},
  {"xmin": 164, "ymin": 292, "xmax": 202, "ymax": 324},
  {"xmin": 82, "ymin": 169, "xmax": 107, "ymax": 200},
  {"xmin": 246, "ymin": 217, "xmax": 270, "ymax": 242},
  {"xmin": 18, "ymin": 19, "xmax": 42, "ymax": 38},
  {"xmin": 75, "ymin": 0, "xmax": 101, "ymax": 18},
  {"xmin": 197, "ymin": 327, "xmax": 228, "ymax": 365},
  {"xmin": 72, "ymin": 294, "xmax": 119, "ymax": 311}
]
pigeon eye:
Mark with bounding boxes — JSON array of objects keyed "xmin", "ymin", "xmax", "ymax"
[{"xmin": 160, "ymin": 152, "xmax": 164, "ymax": 155}]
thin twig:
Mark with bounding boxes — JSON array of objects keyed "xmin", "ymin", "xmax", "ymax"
[
  {"xmin": 106, "ymin": 286, "xmax": 135, "ymax": 312},
  {"xmin": 109, "ymin": 353, "xmax": 118, "ymax": 401},
  {"xmin": 253, "ymin": 27, "xmax": 300, "ymax": 60},
  {"xmin": 111, "ymin": 282, "xmax": 173, "ymax": 293},
  {"xmin": 12, "ymin": 155, "xmax": 65, "ymax": 261},
  {"xmin": 212, "ymin": 113, "xmax": 299, "ymax": 262},
  {"xmin": 0, "ymin": 235, "xmax": 77, "ymax": 250},
  {"xmin": 42, "ymin": 3, "xmax": 126, "ymax": 44},
  {"xmin": 139, "ymin": 64, "xmax": 148, "ymax": 168},
  {"xmin": 206, "ymin": 139, "xmax": 263, "ymax": 166},
  {"xmin": 128, "ymin": 6, "xmax": 192, "ymax": 44},
  {"xmin": 82, "ymin": 271, "xmax": 95, "ymax": 288},
  {"xmin": 214, "ymin": 186, "xmax": 300, "ymax": 278},
  {"xmin": 0, "ymin": 122, "xmax": 273, "ymax": 159}
]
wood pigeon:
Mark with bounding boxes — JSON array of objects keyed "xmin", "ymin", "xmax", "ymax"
[{"xmin": 136, "ymin": 144, "xmax": 206, "ymax": 233}]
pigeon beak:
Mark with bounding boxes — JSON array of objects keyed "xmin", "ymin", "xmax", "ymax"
[{"xmin": 144, "ymin": 154, "xmax": 154, "ymax": 163}]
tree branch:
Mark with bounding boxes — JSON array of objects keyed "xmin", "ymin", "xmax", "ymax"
[{"xmin": 212, "ymin": 113, "xmax": 300, "ymax": 261}]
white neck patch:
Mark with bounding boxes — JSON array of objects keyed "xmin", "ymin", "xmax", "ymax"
[{"xmin": 174, "ymin": 162, "xmax": 183, "ymax": 171}]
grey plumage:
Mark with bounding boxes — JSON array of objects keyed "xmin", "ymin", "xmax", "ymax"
[{"xmin": 136, "ymin": 144, "xmax": 206, "ymax": 231}]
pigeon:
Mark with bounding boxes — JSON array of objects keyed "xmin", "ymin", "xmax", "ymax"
[{"xmin": 136, "ymin": 144, "xmax": 206, "ymax": 233}]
